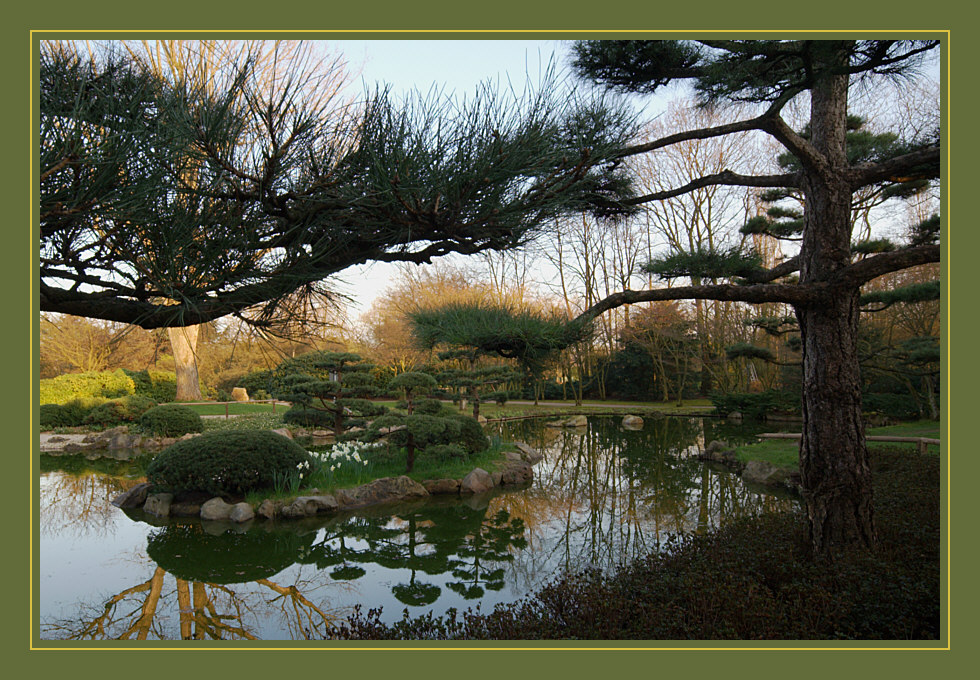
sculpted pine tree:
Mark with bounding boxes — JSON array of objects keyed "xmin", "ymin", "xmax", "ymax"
[
  {"xmin": 39, "ymin": 43, "xmax": 636, "ymax": 329},
  {"xmin": 570, "ymin": 40, "xmax": 940, "ymax": 556}
]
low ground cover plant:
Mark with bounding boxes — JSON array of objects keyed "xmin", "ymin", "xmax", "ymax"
[{"xmin": 202, "ymin": 412, "xmax": 285, "ymax": 433}]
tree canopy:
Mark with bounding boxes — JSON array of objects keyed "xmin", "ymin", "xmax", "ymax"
[{"xmin": 39, "ymin": 43, "xmax": 638, "ymax": 330}]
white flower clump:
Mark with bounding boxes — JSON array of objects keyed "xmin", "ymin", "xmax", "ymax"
[{"xmin": 308, "ymin": 441, "xmax": 381, "ymax": 472}]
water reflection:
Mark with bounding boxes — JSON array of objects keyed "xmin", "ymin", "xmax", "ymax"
[
  {"xmin": 39, "ymin": 416, "xmax": 797, "ymax": 640},
  {"xmin": 483, "ymin": 417, "xmax": 795, "ymax": 591}
]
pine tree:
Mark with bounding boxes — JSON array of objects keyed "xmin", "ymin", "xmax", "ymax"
[
  {"xmin": 570, "ymin": 39, "xmax": 940, "ymax": 556},
  {"xmin": 273, "ymin": 351, "xmax": 387, "ymax": 435},
  {"xmin": 39, "ymin": 43, "xmax": 636, "ymax": 330}
]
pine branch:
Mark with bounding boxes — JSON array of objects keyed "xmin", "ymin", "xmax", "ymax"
[
  {"xmin": 626, "ymin": 170, "xmax": 798, "ymax": 205},
  {"xmin": 848, "ymin": 146, "xmax": 941, "ymax": 189}
]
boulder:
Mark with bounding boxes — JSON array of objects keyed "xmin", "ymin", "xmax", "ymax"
[
  {"xmin": 491, "ymin": 470, "xmax": 503, "ymax": 487},
  {"xmin": 706, "ymin": 440, "xmax": 731, "ymax": 454},
  {"xmin": 169, "ymin": 501, "xmax": 203, "ymax": 517},
  {"xmin": 103, "ymin": 426, "xmax": 142, "ymax": 450},
  {"xmin": 565, "ymin": 415, "xmax": 588, "ymax": 428},
  {"xmin": 500, "ymin": 460, "xmax": 533, "ymax": 486},
  {"xmin": 231, "ymin": 387, "xmax": 249, "ymax": 402},
  {"xmin": 271, "ymin": 428, "xmax": 294, "ymax": 440},
  {"xmin": 460, "ymin": 468, "xmax": 494, "ymax": 495},
  {"xmin": 111, "ymin": 482, "xmax": 152, "ymax": 509},
  {"xmin": 742, "ymin": 460, "xmax": 797, "ymax": 487},
  {"xmin": 296, "ymin": 495, "xmax": 339, "ymax": 514},
  {"xmin": 503, "ymin": 450, "xmax": 523, "ymax": 462},
  {"xmin": 257, "ymin": 499, "xmax": 282, "ymax": 520},
  {"xmin": 229, "ymin": 503, "xmax": 255, "ymax": 523},
  {"xmin": 423, "ymin": 479, "xmax": 460, "ymax": 495},
  {"xmin": 621, "ymin": 415, "xmax": 644, "ymax": 430},
  {"xmin": 477, "ymin": 415, "xmax": 488, "ymax": 424},
  {"xmin": 727, "ymin": 411, "xmax": 744, "ymax": 423},
  {"xmin": 335, "ymin": 477, "xmax": 428, "ymax": 508},
  {"xmin": 200, "ymin": 497, "xmax": 235, "ymax": 521},
  {"xmin": 514, "ymin": 442, "xmax": 543, "ymax": 465},
  {"xmin": 143, "ymin": 493, "xmax": 173, "ymax": 518}
]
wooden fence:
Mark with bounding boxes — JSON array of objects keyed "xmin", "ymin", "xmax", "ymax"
[{"xmin": 758, "ymin": 432, "xmax": 941, "ymax": 455}]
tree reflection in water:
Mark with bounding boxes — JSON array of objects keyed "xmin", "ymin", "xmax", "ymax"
[
  {"xmin": 39, "ymin": 416, "xmax": 796, "ymax": 640},
  {"xmin": 485, "ymin": 416, "xmax": 796, "ymax": 593}
]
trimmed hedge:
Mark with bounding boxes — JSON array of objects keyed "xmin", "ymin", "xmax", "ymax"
[
  {"xmin": 39, "ymin": 397, "xmax": 109, "ymax": 428},
  {"xmin": 39, "ymin": 369, "xmax": 134, "ymax": 405},
  {"xmin": 138, "ymin": 404, "xmax": 204, "ymax": 437},
  {"xmin": 146, "ymin": 430, "xmax": 312, "ymax": 496}
]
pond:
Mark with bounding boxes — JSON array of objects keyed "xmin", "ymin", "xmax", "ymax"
[{"xmin": 38, "ymin": 415, "xmax": 798, "ymax": 640}]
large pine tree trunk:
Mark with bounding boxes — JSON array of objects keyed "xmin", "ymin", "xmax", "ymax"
[
  {"xmin": 168, "ymin": 325, "xmax": 202, "ymax": 401},
  {"xmin": 797, "ymin": 289, "xmax": 875, "ymax": 554},
  {"xmin": 797, "ymin": 43, "xmax": 876, "ymax": 555}
]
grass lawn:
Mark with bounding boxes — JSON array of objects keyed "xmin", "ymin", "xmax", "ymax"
[
  {"xmin": 177, "ymin": 401, "xmax": 289, "ymax": 416},
  {"xmin": 734, "ymin": 419, "xmax": 941, "ymax": 467},
  {"xmin": 476, "ymin": 398, "xmax": 713, "ymax": 419}
]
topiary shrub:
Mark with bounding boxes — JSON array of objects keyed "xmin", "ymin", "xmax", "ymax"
[
  {"xmin": 44, "ymin": 397, "xmax": 107, "ymax": 427},
  {"xmin": 146, "ymin": 430, "xmax": 312, "ymax": 496},
  {"xmin": 413, "ymin": 398, "xmax": 445, "ymax": 415},
  {"xmin": 139, "ymin": 404, "xmax": 204, "ymax": 437},
  {"xmin": 448, "ymin": 413, "xmax": 489, "ymax": 454},
  {"xmin": 282, "ymin": 405, "xmax": 336, "ymax": 428}
]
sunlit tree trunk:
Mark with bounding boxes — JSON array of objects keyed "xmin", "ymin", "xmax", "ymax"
[{"xmin": 168, "ymin": 325, "xmax": 201, "ymax": 401}]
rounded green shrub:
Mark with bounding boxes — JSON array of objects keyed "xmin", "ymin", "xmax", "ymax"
[
  {"xmin": 120, "ymin": 394, "xmax": 157, "ymax": 418},
  {"xmin": 139, "ymin": 404, "xmax": 203, "ymax": 437},
  {"xmin": 83, "ymin": 400, "xmax": 133, "ymax": 428},
  {"xmin": 282, "ymin": 405, "xmax": 335, "ymax": 428},
  {"xmin": 146, "ymin": 430, "xmax": 312, "ymax": 496},
  {"xmin": 413, "ymin": 398, "xmax": 445, "ymax": 415},
  {"xmin": 448, "ymin": 414, "xmax": 489, "ymax": 454}
]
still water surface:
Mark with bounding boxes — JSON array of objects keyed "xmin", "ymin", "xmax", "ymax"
[{"xmin": 39, "ymin": 416, "xmax": 797, "ymax": 640}]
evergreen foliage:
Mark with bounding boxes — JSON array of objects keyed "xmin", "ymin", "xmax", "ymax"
[
  {"xmin": 40, "ymin": 45, "xmax": 638, "ymax": 330},
  {"xmin": 353, "ymin": 372, "xmax": 487, "ymax": 473},
  {"xmin": 146, "ymin": 430, "xmax": 312, "ymax": 497},
  {"xmin": 81, "ymin": 395, "xmax": 157, "ymax": 428},
  {"xmin": 273, "ymin": 351, "xmax": 388, "ymax": 435},
  {"xmin": 642, "ymin": 247, "xmax": 763, "ymax": 281},
  {"xmin": 138, "ymin": 404, "xmax": 204, "ymax": 437},
  {"xmin": 569, "ymin": 39, "xmax": 940, "ymax": 555}
]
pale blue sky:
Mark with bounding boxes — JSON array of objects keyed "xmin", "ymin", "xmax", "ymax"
[
  {"xmin": 336, "ymin": 40, "xmax": 570, "ymax": 98},
  {"xmin": 325, "ymin": 40, "xmax": 672, "ymax": 313}
]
